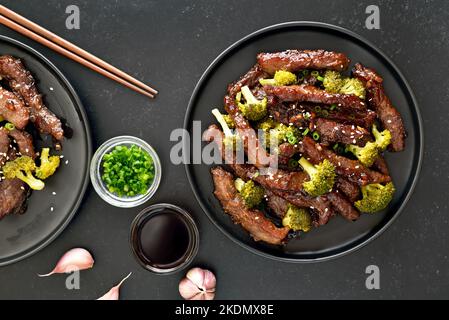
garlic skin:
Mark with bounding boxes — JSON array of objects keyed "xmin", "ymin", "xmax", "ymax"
[
  {"xmin": 38, "ymin": 248, "xmax": 94, "ymax": 277},
  {"xmin": 97, "ymin": 272, "xmax": 132, "ymax": 300},
  {"xmin": 179, "ymin": 267, "xmax": 216, "ymax": 300}
]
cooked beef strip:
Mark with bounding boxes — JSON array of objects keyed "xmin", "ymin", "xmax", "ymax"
[
  {"xmin": 372, "ymin": 156, "xmax": 390, "ymax": 176},
  {"xmin": 257, "ymin": 50, "xmax": 350, "ymax": 74},
  {"xmin": 0, "ymin": 127, "xmax": 9, "ymax": 167},
  {"xmin": 224, "ymin": 95, "xmax": 275, "ymax": 168},
  {"xmin": 268, "ymin": 102, "xmax": 310, "ymax": 128},
  {"xmin": 0, "ymin": 86, "xmax": 29, "ymax": 130},
  {"xmin": 277, "ymin": 142, "xmax": 299, "ymax": 165},
  {"xmin": 268, "ymin": 189, "xmax": 334, "ymax": 226},
  {"xmin": 269, "ymin": 102, "xmax": 377, "ymax": 129},
  {"xmin": 265, "ymin": 189, "xmax": 289, "ymax": 218},
  {"xmin": 327, "ymin": 191, "xmax": 359, "ymax": 221},
  {"xmin": 352, "ymin": 63, "xmax": 406, "ymax": 151},
  {"xmin": 335, "ymin": 176, "xmax": 360, "ymax": 203},
  {"xmin": 0, "ymin": 55, "xmax": 64, "ymax": 140},
  {"xmin": 211, "ymin": 166, "xmax": 289, "ymax": 245},
  {"xmin": 8, "ymin": 129, "xmax": 36, "ymax": 159},
  {"xmin": 227, "ymin": 64, "xmax": 268, "ymax": 97},
  {"xmin": 315, "ymin": 118, "xmax": 372, "ymax": 147},
  {"xmin": 264, "ymin": 85, "xmax": 367, "ymax": 111},
  {"xmin": 300, "ymin": 136, "xmax": 391, "ymax": 186},
  {"xmin": 0, "ymin": 178, "xmax": 30, "ymax": 219},
  {"xmin": 0, "ymin": 129, "xmax": 31, "ymax": 219}
]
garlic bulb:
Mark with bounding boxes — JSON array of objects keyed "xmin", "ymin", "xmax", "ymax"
[
  {"xmin": 179, "ymin": 267, "xmax": 216, "ymax": 300},
  {"xmin": 38, "ymin": 248, "xmax": 94, "ymax": 277}
]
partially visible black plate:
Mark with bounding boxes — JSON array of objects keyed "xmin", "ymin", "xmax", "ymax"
[
  {"xmin": 0, "ymin": 36, "xmax": 92, "ymax": 266},
  {"xmin": 184, "ymin": 22, "xmax": 423, "ymax": 262}
]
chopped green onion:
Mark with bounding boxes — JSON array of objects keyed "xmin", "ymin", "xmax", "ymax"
[
  {"xmin": 302, "ymin": 128, "xmax": 310, "ymax": 136},
  {"xmin": 314, "ymin": 106, "xmax": 322, "ymax": 113},
  {"xmin": 297, "ymin": 75, "xmax": 304, "ymax": 82},
  {"xmin": 101, "ymin": 144, "xmax": 155, "ymax": 197},
  {"xmin": 303, "ymin": 112, "xmax": 311, "ymax": 120},
  {"xmin": 330, "ymin": 104, "xmax": 337, "ymax": 111},
  {"xmin": 302, "ymin": 70, "xmax": 309, "ymax": 76},
  {"xmin": 286, "ymin": 131, "xmax": 298, "ymax": 145},
  {"xmin": 321, "ymin": 110, "xmax": 329, "ymax": 118},
  {"xmin": 312, "ymin": 132, "xmax": 320, "ymax": 141},
  {"xmin": 4, "ymin": 123, "xmax": 15, "ymax": 131},
  {"xmin": 288, "ymin": 158, "xmax": 299, "ymax": 168},
  {"xmin": 311, "ymin": 70, "xmax": 319, "ymax": 77},
  {"xmin": 316, "ymin": 75, "xmax": 324, "ymax": 82}
]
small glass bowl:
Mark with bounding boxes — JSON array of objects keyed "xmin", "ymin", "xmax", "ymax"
[
  {"xmin": 90, "ymin": 136, "xmax": 161, "ymax": 208},
  {"xmin": 130, "ymin": 203, "xmax": 200, "ymax": 275}
]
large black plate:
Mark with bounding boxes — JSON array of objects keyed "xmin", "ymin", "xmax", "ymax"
[
  {"xmin": 184, "ymin": 22, "xmax": 423, "ymax": 262},
  {"xmin": 0, "ymin": 36, "xmax": 92, "ymax": 266}
]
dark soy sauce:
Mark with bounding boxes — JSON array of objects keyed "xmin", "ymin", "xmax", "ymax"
[{"xmin": 136, "ymin": 209, "xmax": 191, "ymax": 269}]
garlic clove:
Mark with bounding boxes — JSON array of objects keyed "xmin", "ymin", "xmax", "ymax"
[
  {"xmin": 38, "ymin": 248, "xmax": 94, "ymax": 277},
  {"xmin": 179, "ymin": 267, "xmax": 216, "ymax": 300},
  {"xmin": 97, "ymin": 272, "xmax": 132, "ymax": 300}
]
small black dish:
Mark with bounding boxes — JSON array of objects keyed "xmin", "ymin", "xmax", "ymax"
[{"xmin": 184, "ymin": 22, "xmax": 423, "ymax": 262}]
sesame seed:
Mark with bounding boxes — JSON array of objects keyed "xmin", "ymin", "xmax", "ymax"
[
  {"xmin": 52, "ymin": 192, "xmax": 56, "ymax": 195},
  {"xmin": 65, "ymin": 160, "xmax": 69, "ymax": 165},
  {"xmin": 49, "ymin": 87, "xmax": 54, "ymax": 91},
  {"xmin": 50, "ymin": 207, "xmax": 54, "ymax": 212}
]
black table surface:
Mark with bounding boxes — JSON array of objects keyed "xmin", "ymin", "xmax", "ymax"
[{"xmin": 0, "ymin": 0, "xmax": 447, "ymax": 300}]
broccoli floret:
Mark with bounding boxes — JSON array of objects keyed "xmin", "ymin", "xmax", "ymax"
[
  {"xmin": 339, "ymin": 78, "xmax": 366, "ymax": 99},
  {"xmin": 346, "ymin": 141, "xmax": 379, "ymax": 167},
  {"xmin": 346, "ymin": 124, "xmax": 392, "ymax": 167},
  {"xmin": 322, "ymin": 70, "xmax": 344, "ymax": 93},
  {"xmin": 282, "ymin": 204, "xmax": 312, "ymax": 232},
  {"xmin": 355, "ymin": 182, "xmax": 395, "ymax": 213},
  {"xmin": 237, "ymin": 86, "xmax": 267, "ymax": 121},
  {"xmin": 299, "ymin": 157, "xmax": 336, "ymax": 197},
  {"xmin": 257, "ymin": 120, "xmax": 300, "ymax": 146},
  {"xmin": 322, "ymin": 71, "xmax": 366, "ymax": 99},
  {"xmin": 35, "ymin": 148, "xmax": 61, "ymax": 179},
  {"xmin": 223, "ymin": 114, "xmax": 235, "ymax": 129},
  {"xmin": 212, "ymin": 108, "xmax": 241, "ymax": 151},
  {"xmin": 259, "ymin": 70, "xmax": 297, "ymax": 86},
  {"xmin": 2, "ymin": 156, "xmax": 45, "ymax": 190},
  {"xmin": 372, "ymin": 124, "xmax": 392, "ymax": 151},
  {"xmin": 234, "ymin": 178, "xmax": 264, "ymax": 208},
  {"xmin": 257, "ymin": 118, "xmax": 277, "ymax": 132}
]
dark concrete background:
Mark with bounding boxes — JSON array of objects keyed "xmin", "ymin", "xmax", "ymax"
[{"xmin": 0, "ymin": 0, "xmax": 447, "ymax": 299}]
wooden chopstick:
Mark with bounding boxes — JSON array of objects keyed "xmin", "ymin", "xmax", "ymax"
[{"xmin": 0, "ymin": 5, "xmax": 157, "ymax": 98}]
